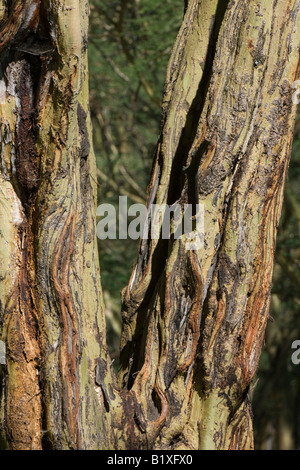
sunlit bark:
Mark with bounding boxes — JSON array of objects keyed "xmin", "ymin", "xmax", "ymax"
[
  {"xmin": 0, "ymin": 0, "xmax": 299, "ymax": 451},
  {"xmin": 0, "ymin": 0, "xmax": 112, "ymax": 449},
  {"xmin": 118, "ymin": 0, "xmax": 300, "ymax": 450}
]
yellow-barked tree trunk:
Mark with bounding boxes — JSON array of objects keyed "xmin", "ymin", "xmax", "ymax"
[{"xmin": 0, "ymin": 0, "xmax": 299, "ymax": 450}]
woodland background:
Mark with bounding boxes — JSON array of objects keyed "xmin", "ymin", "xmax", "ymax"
[{"xmin": 88, "ymin": 0, "xmax": 300, "ymax": 450}]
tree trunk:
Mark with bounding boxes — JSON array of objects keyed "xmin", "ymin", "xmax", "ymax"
[
  {"xmin": 0, "ymin": 0, "xmax": 299, "ymax": 451},
  {"xmin": 0, "ymin": 0, "xmax": 113, "ymax": 449},
  {"xmin": 118, "ymin": 0, "xmax": 300, "ymax": 450}
]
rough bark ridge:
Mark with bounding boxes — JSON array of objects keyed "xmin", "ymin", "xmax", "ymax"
[{"xmin": 0, "ymin": 0, "xmax": 299, "ymax": 451}]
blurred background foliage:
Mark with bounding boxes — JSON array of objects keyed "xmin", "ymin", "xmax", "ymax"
[{"xmin": 88, "ymin": 0, "xmax": 300, "ymax": 449}]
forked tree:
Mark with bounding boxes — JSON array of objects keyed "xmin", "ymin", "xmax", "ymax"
[{"xmin": 0, "ymin": 0, "xmax": 299, "ymax": 450}]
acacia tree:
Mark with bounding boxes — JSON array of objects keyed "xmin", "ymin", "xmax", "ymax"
[{"xmin": 0, "ymin": 0, "xmax": 299, "ymax": 450}]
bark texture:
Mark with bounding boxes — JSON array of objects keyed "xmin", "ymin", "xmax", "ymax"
[
  {"xmin": 0, "ymin": 0, "xmax": 299, "ymax": 451},
  {"xmin": 118, "ymin": 0, "xmax": 300, "ymax": 450},
  {"xmin": 0, "ymin": 0, "xmax": 113, "ymax": 450}
]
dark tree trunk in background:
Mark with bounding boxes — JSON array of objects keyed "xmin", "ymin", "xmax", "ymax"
[{"xmin": 0, "ymin": 0, "xmax": 299, "ymax": 450}]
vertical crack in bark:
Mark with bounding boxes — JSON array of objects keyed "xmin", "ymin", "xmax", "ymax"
[
  {"xmin": 15, "ymin": 60, "xmax": 39, "ymax": 198},
  {"xmin": 52, "ymin": 211, "xmax": 80, "ymax": 448}
]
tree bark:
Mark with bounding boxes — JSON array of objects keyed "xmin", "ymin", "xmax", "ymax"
[
  {"xmin": 118, "ymin": 0, "xmax": 300, "ymax": 450},
  {"xmin": 0, "ymin": 0, "xmax": 299, "ymax": 451},
  {"xmin": 0, "ymin": 0, "xmax": 112, "ymax": 449}
]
